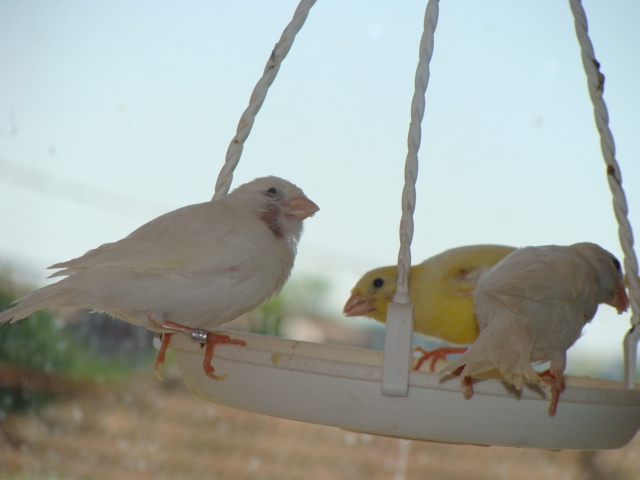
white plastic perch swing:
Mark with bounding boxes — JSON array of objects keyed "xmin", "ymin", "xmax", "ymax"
[{"xmin": 168, "ymin": 0, "xmax": 640, "ymax": 449}]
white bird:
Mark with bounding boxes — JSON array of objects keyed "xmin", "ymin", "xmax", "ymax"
[
  {"xmin": 440, "ymin": 242, "xmax": 629, "ymax": 416},
  {"xmin": 0, "ymin": 176, "xmax": 319, "ymax": 379}
]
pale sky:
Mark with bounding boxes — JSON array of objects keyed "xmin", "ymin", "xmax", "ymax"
[{"xmin": 1, "ymin": 0, "xmax": 639, "ymax": 372}]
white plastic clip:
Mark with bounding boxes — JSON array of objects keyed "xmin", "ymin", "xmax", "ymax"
[{"xmin": 382, "ymin": 301, "xmax": 415, "ymax": 396}]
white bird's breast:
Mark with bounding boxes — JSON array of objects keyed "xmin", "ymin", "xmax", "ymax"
[{"xmin": 163, "ymin": 222, "xmax": 296, "ymax": 329}]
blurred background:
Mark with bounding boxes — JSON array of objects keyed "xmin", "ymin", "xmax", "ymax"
[{"xmin": 1, "ymin": 0, "xmax": 640, "ymax": 478}]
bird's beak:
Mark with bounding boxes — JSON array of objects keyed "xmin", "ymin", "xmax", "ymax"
[
  {"xmin": 343, "ymin": 293, "xmax": 375, "ymax": 317},
  {"xmin": 608, "ymin": 285, "xmax": 630, "ymax": 314},
  {"xmin": 284, "ymin": 195, "xmax": 319, "ymax": 220}
]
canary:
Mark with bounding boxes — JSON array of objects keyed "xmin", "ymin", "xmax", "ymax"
[
  {"xmin": 344, "ymin": 244, "xmax": 516, "ymax": 369},
  {"xmin": 441, "ymin": 243, "xmax": 628, "ymax": 416},
  {"xmin": 0, "ymin": 176, "xmax": 319, "ymax": 379}
]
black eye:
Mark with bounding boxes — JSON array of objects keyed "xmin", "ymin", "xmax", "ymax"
[
  {"xmin": 612, "ymin": 257, "xmax": 621, "ymax": 271},
  {"xmin": 372, "ymin": 278, "xmax": 384, "ymax": 288},
  {"xmin": 265, "ymin": 187, "xmax": 281, "ymax": 198}
]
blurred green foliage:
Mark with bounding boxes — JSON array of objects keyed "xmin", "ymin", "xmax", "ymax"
[
  {"xmin": 0, "ymin": 289, "xmax": 149, "ymax": 379},
  {"xmin": 0, "ymin": 291, "xmax": 73, "ymax": 372},
  {"xmin": 0, "ymin": 284, "xmax": 150, "ymax": 412}
]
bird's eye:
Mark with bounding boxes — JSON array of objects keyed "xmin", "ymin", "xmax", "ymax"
[
  {"xmin": 612, "ymin": 257, "xmax": 621, "ymax": 271},
  {"xmin": 265, "ymin": 187, "xmax": 281, "ymax": 198},
  {"xmin": 372, "ymin": 278, "xmax": 384, "ymax": 288}
]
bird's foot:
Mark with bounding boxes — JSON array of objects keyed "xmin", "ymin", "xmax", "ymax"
[
  {"xmin": 148, "ymin": 311, "xmax": 193, "ymax": 380},
  {"xmin": 201, "ymin": 333, "xmax": 247, "ymax": 380},
  {"xmin": 539, "ymin": 369, "xmax": 565, "ymax": 416},
  {"xmin": 462, "ymin": 376, "xmax": 474, "ymax": 399},
  {"xmin": 147, "ymin": 311, "xmax": 246, "ymax": 380},
  {"xmin": 448, "ymin": 365, "xmax": 474, "ymax": 399},
  {"xmin": 413, "ymin": 346, "xmax": 468, "ymax": 372},
  {"xmin": 154, "ymin": 333, "xmax": 174, "ymax": 380}
]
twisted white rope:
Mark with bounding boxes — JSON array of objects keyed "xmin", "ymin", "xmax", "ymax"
[
  {"xmin": 569, "ymin": 0, "xmax": 640, "ymax": 388},
  {"xmin": 382, "ymin": 0, "xmax": 440, "ymax": 397},
  {"xmin": 212, "ymin": 0, "xmax": 317, "ymax": 200},
  {"xmin": 393, "ymin": 0, "xmax": 439, "ymax": 303}
]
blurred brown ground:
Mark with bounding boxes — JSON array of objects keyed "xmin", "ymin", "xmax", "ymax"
[{"xmin": 0, "ymin": 367, "xmax": 639, "ymax": 480}]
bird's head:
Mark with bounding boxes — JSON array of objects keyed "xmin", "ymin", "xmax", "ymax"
[
  {"xmin": 230, "ymin": 176, "xmax": 319, "ymax": 242},
  {"xmin": 571, "ymin": 242, "xmax": 629, "ymax": 314},
  {"xmin": 343, "ymin": 266, "xmax": 398, "ymax": 322}
]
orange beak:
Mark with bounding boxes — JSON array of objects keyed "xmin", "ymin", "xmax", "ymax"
[
  {"xmin": 343, "ymin": 293, "xmax": 375, "ymax": 317},
  {"xmin": 284, "ymin": 195, "xmax": 319, "ymax": 220},
  {"xmin": 608, "ymin": 285, "xmax": 630, "ymax": 314}
]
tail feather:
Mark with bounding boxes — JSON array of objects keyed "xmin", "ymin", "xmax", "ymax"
[
  {"xmin": 440, "ymin": 318, "xmax": 541, "ymax": 389},
  {"xmin": 0, "ymin": 282, "xmax": 73, "ymax": 324}
]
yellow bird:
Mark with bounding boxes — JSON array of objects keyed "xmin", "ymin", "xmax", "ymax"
[{"xmin": 343, "ymin": 244, "xmax": 517, "ymax": 370}]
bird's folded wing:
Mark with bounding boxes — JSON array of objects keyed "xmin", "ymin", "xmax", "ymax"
[
  {"xmin": 48, "ymin": 201, "xmax": 253, "ymax": 276},
  {"xmin": 483, "ymin": 257, "xmax": 589, "ymax": 314}
]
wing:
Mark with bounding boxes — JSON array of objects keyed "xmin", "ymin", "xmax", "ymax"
[
  {"xmin": 48, "ymin": 198, "xmax": 256, "ymax": 277},
  {"xmin": 479, "ymin": 246, "xmax": 593, "ymax": 315},
  {"xmin": 427, "ymin": 244, "xmax": 517, "ymax": 296}
]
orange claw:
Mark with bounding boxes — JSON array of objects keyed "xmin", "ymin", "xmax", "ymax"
[
  {"xmin": 462, "ymin": 374, "xmax": 474, "ymax": 400},
  {"xmin": 413, "ymin": 346, "xmax": 468, "ymax": 372},
  {"xmin": 154, "ymin": 333, "xmax": 174, "ymax": 380},
  {"xmin": 202, "ymin": 333, "xmax": 247, "ymax": 379},
  {"xmin": 147, "ymin": 311, "xmax": 247, "ymax": 380},
  {"xmin": 447, "ymin": 364, "xmax": 474, "ymax": 399},
  {"xmin": 538, "ymin": 369, "xmax": 565, "ymax": 417}
]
